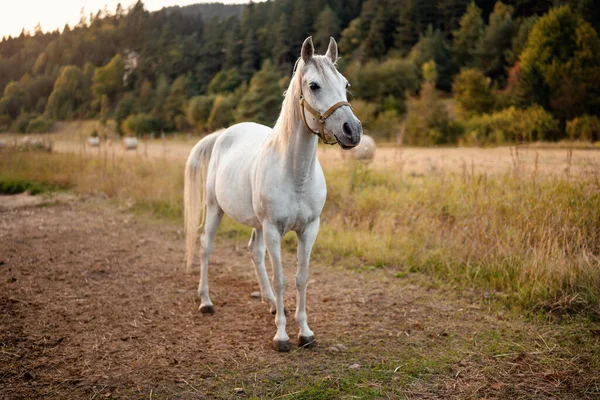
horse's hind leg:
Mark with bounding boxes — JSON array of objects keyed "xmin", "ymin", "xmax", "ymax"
[
  {"xmin": 248, "ymin": 228, "xmax": 276, "ymax": 313},
  {"xmin": 198, "ymin": 202, "xmax": 223, "ymax": 314}
]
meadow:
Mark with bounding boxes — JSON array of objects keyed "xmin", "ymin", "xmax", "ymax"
[{"xmin": 2, "ymin": 126, "xmax": 599, "ymax": 318}]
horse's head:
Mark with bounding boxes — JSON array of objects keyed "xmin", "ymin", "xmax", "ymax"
[{"xmin": 298, "ymin": 36, "xmax": 362, "ymax": 149}]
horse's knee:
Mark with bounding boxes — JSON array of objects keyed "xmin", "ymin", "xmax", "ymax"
[
  {"xmin": 273, "ymin": 276, "xmax": 285, "ymax": 294},
  {"xmin": 295, "ymin": 274, "xmax": 308, "ymax": 290}
]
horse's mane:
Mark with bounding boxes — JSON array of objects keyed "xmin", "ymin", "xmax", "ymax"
[{"xmin": 270, "ymin": 55, "xmax": 334, "ymax": 150}]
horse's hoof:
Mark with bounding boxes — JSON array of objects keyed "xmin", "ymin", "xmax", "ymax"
[
  {"xmin": 272, "ymin": 339, "xmax": 291, "ymax": 352},
  {"xmin": 199, "ymin": 305, "xmax": 215, "ymax": 314},
  {"xmin": 298, "ymin": 335, "xmax": 316, "ymax": 348}
]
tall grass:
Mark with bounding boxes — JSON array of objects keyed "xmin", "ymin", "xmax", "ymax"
[{"xmin": 1, "ymin": 148, "xmax": 598, "ymax": 315}]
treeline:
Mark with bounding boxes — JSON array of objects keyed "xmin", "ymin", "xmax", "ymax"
[{"xmin": 0, "ymin": 0, "xmax": 599, "ymax": 144}]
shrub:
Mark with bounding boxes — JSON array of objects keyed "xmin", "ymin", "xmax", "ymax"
[
  {"xmin": 462, "ymin": 105, "xmax": 559, "ymax": 145},
  {"xmin": 566, "ymin": 115, "xmax": 600, "ymax": 142},
  {"xmin": 121, "ymin": 113, "xmax": 161, "ymax": 137},
  {"xmin": 403, "ymin": 82, "xmax": 454, "ymax": 145},
  {"xmin": 452, "ymin": 68, "xmax": 495, "ymax": 119},
  {"xmin": 27, "ymin": 115, "xmax": 54, "ymax": 133},
  {"xmin": 11, "ymin": 112, "xmax": 33, "ymax": 133}
]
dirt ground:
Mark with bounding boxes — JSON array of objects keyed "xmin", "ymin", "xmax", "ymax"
[{"xmin": 1, "ymin": 195, "xmax": 599, "ymax": 399}]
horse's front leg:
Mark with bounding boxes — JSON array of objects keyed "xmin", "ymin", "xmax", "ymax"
[
  {"xmin": 296, "ymin": 218, "xmax": 319, "ymax": 348},
  {"xmin": 263, "ymin": 222, "xmax": 289, "ymax": 352}
]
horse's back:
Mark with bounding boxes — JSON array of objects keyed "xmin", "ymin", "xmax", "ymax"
[{"xmin": 210, "ymin": 122, "xmax": 272, "ymax": 228}]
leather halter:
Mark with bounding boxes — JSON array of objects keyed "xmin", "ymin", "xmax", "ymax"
[{"xmin": 299, "ymin": 86, "xmax": 353, "ymax": 145}]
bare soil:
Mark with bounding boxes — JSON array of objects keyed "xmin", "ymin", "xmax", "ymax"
[{"xmin": 1, "ymin": 195, "xmax": 598, "ymax": 399}]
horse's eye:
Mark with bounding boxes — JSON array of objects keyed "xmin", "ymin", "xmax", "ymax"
[
  {"xmin": 309, "ymin": 82, "xmax": 320, "ymax": 91},
  {"xmin": 346, "ymin": 82, "xmax": 350, "ymax": 89}
]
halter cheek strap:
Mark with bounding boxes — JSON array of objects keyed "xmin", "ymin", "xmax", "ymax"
[{"xmin": 299, "ymin": 87, "xmax": 353, "ymax": 145}]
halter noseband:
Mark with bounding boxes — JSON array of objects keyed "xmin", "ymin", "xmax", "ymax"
[{"xmin": 299, "ymin": 86, "xmax": 353, "ymax": 145}]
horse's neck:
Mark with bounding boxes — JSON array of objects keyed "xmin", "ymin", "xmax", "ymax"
[{"xmin": 275, "ymin": 119, "xmax": 319, "ymax": 191}]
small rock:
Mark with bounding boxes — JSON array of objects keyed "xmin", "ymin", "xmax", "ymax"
[
  {"xmin": 349, "ymin": 363, "xmax": 361, "ymax": 370},
  {"xmin": 327, "ymin": 346, "xmax": 339, "ymax": 352},
  {"xmin": 250, "ymin": 291, "xmax": 261, "ymax": 299},
  {"xmin": 335, "ymin": 343, "xmax": 348, "ymax": 351},
  {"xmin": 233, "ymin": 387, "xmax": 245, "ymax": 395}
]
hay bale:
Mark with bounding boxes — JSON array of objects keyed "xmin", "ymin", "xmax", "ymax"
[
  {"xmin": 15, "ymin": 137, "xmax": 53, "ymax": 152},
  {"xmin": 122, "ymin": 137, "xmax": 138, "ymax": 150},
  {"xmin": 341, "ymin": 134, "xmax": 376, "ymax": 161},
  {"xmin": 88, "ymin": 137, "xmax": 100, "ymax": 147}
]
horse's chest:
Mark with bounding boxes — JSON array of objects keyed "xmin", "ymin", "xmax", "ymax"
[{"xmin": 260, "ymin": 188, "xmax": 325, "ymax": 232}]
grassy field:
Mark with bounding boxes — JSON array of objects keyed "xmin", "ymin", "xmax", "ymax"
[{"xmin": 1, "ymin": 132, "xmax": 599, "ymax": 318}]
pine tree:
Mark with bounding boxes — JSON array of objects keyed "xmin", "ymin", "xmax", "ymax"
[
  {"xmin": 452, "ymin": 1, "xmax": 484, "ymax": 68},
  {"xmin": 361, "ymin": 6, "xmax": 387, "ymax": 59},
  {"xmin": 234, "ymin": 60, "xmax": 282, "ymax": 126},
  {"xmin": 314, "ymin": 6, "xmax": 341, "ymax": 53},
  {"xmin": 409, "ymin": 26, "xmax": 454, "ymax": 91},
  {"xmin": 475, "ymin": 1, "xmax": 514, "ymax": 82}
]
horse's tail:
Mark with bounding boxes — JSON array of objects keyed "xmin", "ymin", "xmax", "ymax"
[{"xmin": 184, "ymin": 130, "xmax": 223, "ymax": 273}]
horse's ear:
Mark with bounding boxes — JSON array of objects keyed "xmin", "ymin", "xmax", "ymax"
[
  {"xmin": 325, "ymin": 37, "xmax": 338, "ymax": 63},
  {"xmin": 301, "ymin": 36, "xmax": 314, "ymax": 64}
]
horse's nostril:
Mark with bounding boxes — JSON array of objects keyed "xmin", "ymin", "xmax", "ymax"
[{"xmin": 342, "ymin": 122, "xmax": 352, "ymax": 137}]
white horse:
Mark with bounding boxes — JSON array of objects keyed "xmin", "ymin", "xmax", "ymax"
[{"xmin": 184, "ymin": 37, "xmax": 362, "ymax": 352}]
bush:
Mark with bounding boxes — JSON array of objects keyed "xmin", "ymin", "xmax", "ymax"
[
  {"xmin": 404, "ymin": 82, "xmax": 454, "ymax": 145},
  {"xmin": 566, "ymin": 115, "xmax": 600, "ymax": 142},
  {"xmin": 452, "ymin": 68, "xmax": 495, "ymax": 119},
  {"xmin": 11, "ymin": 112, "xmax": 33, "ymax": 133},
  {"xmin": 371, "ymin": 109, "xmax": 402, "ymax": 142},
  {"xmin": 27, "ymin": 115, "xmax": 54, "ymax": 133},
  {"xmin": 121, "ymin": 113, "xmax": 161, "ymax": 137},
  {"xmin": 462, "ymin": 105, "xmax": 559, "ymax": 145}
]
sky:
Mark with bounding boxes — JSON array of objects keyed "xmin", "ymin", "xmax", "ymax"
[{"xmin": 0, "ymin": 0, "xmax": 257, "ymax": 39}]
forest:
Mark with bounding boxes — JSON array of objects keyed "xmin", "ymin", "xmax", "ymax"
[{"xmin": 0, "ymin": 0, "xmax": 599, "ymax": 144}]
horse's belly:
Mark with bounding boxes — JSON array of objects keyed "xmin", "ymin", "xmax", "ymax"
[{"xmin": 212, "ymin": 128, "xmax": 265, "ymax": 228}]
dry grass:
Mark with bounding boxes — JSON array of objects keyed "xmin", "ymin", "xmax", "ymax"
[{"xmin": 1, "ymin": 138, "xmax": 599, "ymax": 317}]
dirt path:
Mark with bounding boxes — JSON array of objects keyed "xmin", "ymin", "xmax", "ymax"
[{"xmin": 1, "ymin": 196, "xmax": 598, "ymax": 399}]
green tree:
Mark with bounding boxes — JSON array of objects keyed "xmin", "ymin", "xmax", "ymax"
[
  {"xmin": 92, "ymin": 54, "xmax": 124, "ymax": 102},
  {"xmin": 409, "ymin": 26, "xmax": 454, "ymax": 91},
  {"xmin": 208, "ymin": 68, "xmax": 242, "ymax": 94},
  {"xmin": 519, "ymin": 5, "xmax": 600, "ymax": 122},
  {"xmin": 207, "ymin": 93, "xmax": 239, "ymax": 130},
  {"xmin": 186, "ymin": 95, "xmax": 215, "ymax": 131},
  {"xmin": 475, "ymin": 1, "xmax": 514, "ymax": 82},
  {"xmin": 0, "ymin": 82, "xmax": 25, "ymax": 120},
  {"xmin": 234, "ymin": 59, "xmax": 282, "ymax": 125},
  {"xmin": 345, "ymin": 58, "xmax": 419, "ymax": 104},
  {"xmin": 452, "ymin": 68, "xmax": 495, "ymax": 118},
  {"xmin": 452, "ymin": 1, "xmax": 484, "ymax": 68},
  {"xmin": 162, "ymin": 75, "xmax": 189, "ymax": 131},
  {"xmin": 339, "ymin": 18, "xmax": 363, "ymax": 56},
  {"xmin": 505, "ymin": 15, "xmax": 538, "ymax": 66},
  {"xmin": 314, "ymin": 6, "xmax": 341, "ymax": 53},
  {"xmin": 116, "ymin": 93, "xmax": 136, "ymax": 134},
  {"xmin": 137, "ymin": 79, "xmax": 154, "ymax": 113},
  {"xmin": 45, "ymin": 66, "xmax": 89, "ymax": 119},
  {"xmin": 404, "ymin": 80, "xmax": 454, "ymax": 145}
]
